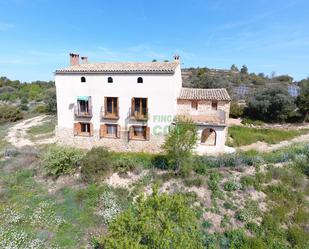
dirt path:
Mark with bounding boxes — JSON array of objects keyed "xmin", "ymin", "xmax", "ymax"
[
  {"xmin": 5, "ymin": 115, "xmax": 56, "ymax": 148},
  {"xmin": 239, "ymin": 132, "xmax": 309, "ymax": 152}
]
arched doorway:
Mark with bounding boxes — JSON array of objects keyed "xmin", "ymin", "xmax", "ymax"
[{"xmin": 201, "ymin": 128, "xmax": 216, "ymax": 146}]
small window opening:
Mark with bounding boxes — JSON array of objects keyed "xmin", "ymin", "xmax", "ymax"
[
  {"xmin": 81, "ymin": 123, "xmax": 90, "ymax": 133},
  {"xmin": 108, "ymin": 77, "xmax": 113, "ymax": 83},
  {"xmin": 81, "ymin": 77, "xmax": 86, "ymax": 83},
  {"xmin": 191, "ymin": 101, "xmax": 198, "ymax": 110},
  {"xmin": 212, "ymin": 101, "xmax": 218, "ymax": 110},
  {"xmin": 137, "ymin": 77, "xmax": 143, "ymax": 83},
  {"xmin": 106, "ymin": 124, "xmax": 117, "ymax": 137}
]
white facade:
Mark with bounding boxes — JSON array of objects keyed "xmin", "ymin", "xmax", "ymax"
[{"xmin": 55, "ymin": 54, "xmax": 231, "ymax": 154}]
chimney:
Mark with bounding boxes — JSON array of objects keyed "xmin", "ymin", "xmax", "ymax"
[
  {"xmin": 173, "ymin": 54, "xmax": 180, "ymax": 61},
  {"xmin": 81, "ymin": 56, "xmax": 88, "ymax": 64},
  {"xmin": 69, "ymin": 53, "xmax": 80, "ymax": 66}
]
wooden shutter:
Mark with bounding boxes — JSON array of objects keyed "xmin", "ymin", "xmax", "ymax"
[
  {"xmin": 146, "ymin": 127, "xmax": 150, "ymax": 140},
  {"xmin": 74, "ymin": 123, "xmax": 78, "ymax": 136},
  {"xmin": 88, "ymin": 96, "xmax": 92, "ymax": 115},
  {"xmin": 117, "ymin": 125, "xmax": 121, "ymax": 138},
  {"xmin": 131, "ymin": 98, "xmax": 135, "ymax": 116},
  {"xmin": 100, "ymin": 124, "xmax": 106, "ymax": 138},
  {"xmin": 116, "ymin": 97, "xmax": 119, "ymax": 117},
  {"xmin": 89, "ymin": 123, "xmax": 93, "ymax": 136},
  {"xmin": 128, "ymin": 126, "xmax": 134, "ymax": 140},
  {"xmin": 104, "ymin": 97, "xmax": 107, "ymax": 116}
]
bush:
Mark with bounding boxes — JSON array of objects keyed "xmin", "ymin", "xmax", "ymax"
[
  {"xmin": 224, "ymin": 178, "xmax": 241, "ymax": 191},
  {"xmin": 81, "ymin": 147, "xmax": 114, "ymax": 183},
  {"xmin": 287, "ymin": 226, "xmax": 309, "ymax": 248},
  {"xmin": 162, "ymin": 116, "xmax": 198, "ymax": 175},
  {"xmin": 0, "ymin": 105, "xmax": 23, "ymax": 123},
  {"xmin": 230, "ymin": 102, "xmax": 244, "ymax": 118},
  {"xmin": 244, "ymin": 86, "xmax": 295, "ymax": 122},
  {"xmin": 42, "ymin": 146, "xmax": 84, "ymax": 178},
  {"xmin": 97, "ymin": 187, "xmax": 204, "ymax": 249},
  {"xmin": 35, "ymin": 104, "xmax": 48, "ymax": 113},
  {"xmin": 236, "ymin": 200, "xmax": 260, "ymax": 223}
]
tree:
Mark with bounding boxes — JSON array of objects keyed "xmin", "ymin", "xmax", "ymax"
[
  {"xmin": 244, "ymin": 86, "xmax": 295, "ymax": 122},
  {"xmin": 231, "ymin": 64, "xmax": 239, "ymax": 72},
  {"xmin": 230, "ymin": 102, "xmax": 244, "ymax": 118},
  {"xmin": 44, "ymin": 88, "xmax": 57, "ymax": 113},
  {"xmin": 240, "ymin": 65, "xmax": 249, "ymax": 75},
  {"xmin": 162, "ymin": 116, "xmax": 198, "ymax": 175},
  {"xmin": 98, "ymin": 187, "xmax": 203, "ymax": 249},
  {"xmin": 296, "ymin": 79, "xmax": 309, "ymax": 122}
]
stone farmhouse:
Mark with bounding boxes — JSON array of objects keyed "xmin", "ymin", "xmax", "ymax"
[{"xmin": 55, "ymin": 54, "xmax": 231, "ymax": 154}]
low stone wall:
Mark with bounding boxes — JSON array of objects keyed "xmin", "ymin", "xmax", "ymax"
[{"xmin": 55, "ymin": 126, "xmax": 165, "ymax": 153}]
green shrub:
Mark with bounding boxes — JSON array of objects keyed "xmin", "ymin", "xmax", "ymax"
[
  {"xmin": 224, "ymin": 178, "xmax": 241, "ymax": 192},
  {"xmin": 294, "ymin": 154, "xmax": 309, "ymax": 177},
  {"xmin": 162, "ymin": 116, "xmax": 198, "ymax": 175},
  {"xmin": 208, "ymin": 171, "xmax": 222, "ymax": 198},
  {"xmin": 81, "ymin": 147, "xmax": 114, "ymax": 183},
  {"xmin": 0, "ymin": 104, "xmax": 23, "ymax": 123},
  {"xmin": 230, "ymin": 102, "xmax": 244, "ymax": 118},
  {"xmin": 184, "ymin": 177, "xmax": 204, "ymax": 187},
  {"xmin": 35, "ymin": 104, "xmax": 48, "ymax": 113},
  {"xmin": 287, "ymin": 226, "xmax": 309, "ymax": 248},
  {"xmin": 98, "ymin": 187, "xmax": 204, "ymax": 248},
  {"xmin": 293, "ymin": 208, "xmax": 309, "ymax": 225},
  {"xmin": 42, "ymin": 146, "xmax": 84, "ymax": 178},
  {"xmin": 236, "ymin": 200, "xmax": 260, "ymax": 223}
]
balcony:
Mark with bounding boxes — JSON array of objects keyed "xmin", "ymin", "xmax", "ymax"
[
  {"xmin": 181, "ymin": 110, "xmax": 226, "ymax": 125},
  {"xmin": 101, "ymin": 106, "xmax": 119, "ymax": 120},
  {"xmin": 130, "ymin": 107, "xmax": 149, "ymax": 121},
  {"xmin": 74, "ymin": 105, "xmax": 93, "ymax": 118}
]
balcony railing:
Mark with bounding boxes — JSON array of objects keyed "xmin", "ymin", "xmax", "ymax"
[
  {"xmin": 130, "ymin": 107, "xmax": 149, "ymax": 121},
  {"xmin": 100, "ymin": 106, "xmax": 119, "ymax": 120},
  {"xmin": 74, "ymin": 105, "xmax": 93, "ymax": 118}
]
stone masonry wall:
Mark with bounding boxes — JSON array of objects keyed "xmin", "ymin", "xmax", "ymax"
[{"xmin": 56, "ymin": 126, "xmax": 165, "ymax": 153}]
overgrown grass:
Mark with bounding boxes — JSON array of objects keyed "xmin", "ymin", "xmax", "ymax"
[
  {"xmin": 0, "ymin": 122, "xmax": 11, "ymax": 152},
  {"xmin": 0, "ymin": 155, "xmax": 130, "ymax": 248},
  {"xmin": 228, "ymin": 125, "xmax": 308, "ymax": 146},
  {"xmin": 26, "ymin": 115, "xmax": 56, "ymax": 140}
]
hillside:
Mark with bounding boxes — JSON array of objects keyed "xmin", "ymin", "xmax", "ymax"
[{"xmin": 181, "ymin": 67, "xmax": 300, "ymax": 100}]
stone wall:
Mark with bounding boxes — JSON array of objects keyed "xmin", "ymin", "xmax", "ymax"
[
  {"xmin": 177, "ymin": 99, "xmax": 230, "ymax": 118},
  {"xmin": 56, "ymin": 126, "xmax": 165, "ymax": 153}
]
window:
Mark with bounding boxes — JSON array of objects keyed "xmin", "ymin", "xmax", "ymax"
[
  {"xmin": 75, "ymin": 97, "xmax": 92, "ymax": 117},
  {"xmin": 191, "ymin": 100, "xmax": 198, "ymax": 110},
  {"xmin": 108, "ymin": 77, "xmax": 113, "ymax": 83},
  {"xmin": 132, "ymin": 97, "xmax": 148, "ymax": 120},
  {"xmin": 81, "ymin": 77, "xmax": 86, "ymax": 83},
  {"xmin": 79, "ymin": 100, "xmax": 89, "ymax": 113},
  {"xmin": 100, "ymin": 124, "xmax": 120, "ymax": 138},
  {"xmin": 81, "ymin": 123, "xmax": 90, "ymax": 133},
  {"xmin": 104, "ymin": 97, "xmax": 119, "ymax": 119},
  {"xmin": 137, "ymin": 77, "xmax": 143, "ymax": 83},
  {"xmin": 129, "ymin": 126, "xmax": 149, "ymax": 140},
  {"xmin": 212, "ymin": 101, "xmax": 218, "ymax": 110},
  {"xmin": 74, "ymin": 122, "xmax": 93, "ymax": 136}
]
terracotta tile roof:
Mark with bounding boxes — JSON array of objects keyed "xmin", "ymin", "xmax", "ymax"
[
  {"xmin": 179, "ymin": 88, "xmax": 231, "ymax": 101},
  {"xmin": 55, "ymin": 61, "xmax": 179, "ymax": 74}
]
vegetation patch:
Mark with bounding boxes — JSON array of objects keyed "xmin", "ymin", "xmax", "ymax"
[
  {"xmin": 26, "ymin": 116, "xmax": 56, "ymax": 140},
  {"xmin": 228, "ymin": 125, "xmax": 307, "ymax": 146}
]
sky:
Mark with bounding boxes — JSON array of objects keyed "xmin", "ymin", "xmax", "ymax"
[{"xmin": 0, "ymin": 0, "xmax": 308, "ymax": 82}]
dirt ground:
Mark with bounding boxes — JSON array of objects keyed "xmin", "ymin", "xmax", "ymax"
[{"xmin": 5, "ymin": 115, "xmax": 56, "ymax": 148}]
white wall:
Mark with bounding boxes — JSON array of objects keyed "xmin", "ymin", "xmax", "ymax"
[
  {"xmin": 55, "ymin": 63, "xmax": 182, "ymax": 135},
  {"xmin": 195, "ymin": 125, "xmax": 227, "ymax": 155}
]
